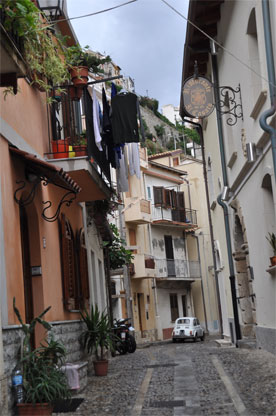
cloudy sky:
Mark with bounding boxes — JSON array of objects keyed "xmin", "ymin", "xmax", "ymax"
[{"xmin": 66, "ymin": 0, "xmax": 189, "ymax": 111}]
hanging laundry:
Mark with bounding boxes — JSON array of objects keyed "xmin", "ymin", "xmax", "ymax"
[
  {"xmin": 127, "ymin": 142, "xmax": 141, "ymax": 179},
  {"xmin": 115, "ymin": 146, "xmax": 129, "ymax": 193},
  {"xmin": 92, "ymin": 87, "xmax": 103, "ymax": 151},
  {"xmin": 111, "ymin": 92, "xmax": 141, "ymax": 145},
  {"xmin": 111, "ymin": 82, "xmax": 118, "ymax": 98},
  {"xmin": 102, "ymin": 87, "xmax": 116, "ymax": 168}
]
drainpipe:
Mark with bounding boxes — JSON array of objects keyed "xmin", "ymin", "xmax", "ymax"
[
  {"xmin": 260, "ymin": 0, "xmax": 276, "ymax": 180},
  {"xmin": 182, "ymin": 118, "xmax": 223, "ymax": 337},
  {"xmin": 217, "ymin": 195, "xmax": 241, "ymax": 342},
  {"xmin": 191, "ymin": 234, "xmax": 209, "ymax": 334},
  {"xmin": 211, "ymin": 41, "xmax": 241, "ymax": 343}
]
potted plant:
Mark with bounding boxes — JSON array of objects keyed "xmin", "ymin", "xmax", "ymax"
[
  {"xmin": 266, "ymin": 232, "xmax": 276, "ymax": 266},
  {"xmin": 1, "ymin": 0, "xmax": 70, "ymax": 97},
  {"xmin": 73, "ymin": 134, "xmax": 87, "ymax": 157},
  {"xmin": 13, "ymin": 299, "xmax": 70, "ymax": 415},
  {"xmin": 51, "ymin": 137, "xmax": 69, "ymax": 159},
  {"xmin": 80, "ymin": 304, "xmax": 114, "ymax": 376},
  {"xmin": 65, "ymin": 45, "xmax": 111, "ymax": 87}
]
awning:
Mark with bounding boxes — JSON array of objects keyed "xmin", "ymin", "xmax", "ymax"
[{"xmin": 10, "ymin": 146, "xmax": 82, "ymax": 193}]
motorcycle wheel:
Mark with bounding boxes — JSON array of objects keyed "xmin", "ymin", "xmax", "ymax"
[
  {"xmin": 116, "ymin": 341, "xmax": 127, "ymax": 355},
  {"xmin": 127, "ymin": 334, "xmax": 137, "ymax": 353}
]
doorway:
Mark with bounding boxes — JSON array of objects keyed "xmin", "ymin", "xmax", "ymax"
[
  {"xmin": 164, "ymin": 235, "xmax": 175, "ymax": 276},
  {"xmin": 182, "ymin": 295, "xmax": 187, "ymax": 316},
  {"xmin": 137, "ymin": 293, "xmax": 145, "ymax": 337}
]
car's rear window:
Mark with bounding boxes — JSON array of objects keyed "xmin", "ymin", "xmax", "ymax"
[{"xmin": 177, "ymin": 318, "xmax": 190, "ymax": 324}]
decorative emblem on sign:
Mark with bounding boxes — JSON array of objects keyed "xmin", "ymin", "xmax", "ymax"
[{"xmin": 183, "ymin": 76, "xmax": 214, "ymax": 118}]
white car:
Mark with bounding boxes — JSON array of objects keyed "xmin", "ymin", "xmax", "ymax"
[{"xmin": 172, "ymin": 317, "xmax": 205, "ymax": 342}]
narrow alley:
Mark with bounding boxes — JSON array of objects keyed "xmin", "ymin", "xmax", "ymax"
[{"xmin": 55, "ymin": 338, "xmax": 276, "ymax": 416}]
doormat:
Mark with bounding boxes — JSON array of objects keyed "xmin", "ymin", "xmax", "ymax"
[{"xmin": 53, "ymin": 398, "xmax": 84, "ymax": 413}]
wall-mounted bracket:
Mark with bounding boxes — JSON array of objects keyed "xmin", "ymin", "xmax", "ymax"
[
  {"xmin": 14, "ymin": 170, "xmax": 77, "ymax": 222},
  {"xmin": 218, "ymin": 84, "xmax": 243, "ymax": 126}
]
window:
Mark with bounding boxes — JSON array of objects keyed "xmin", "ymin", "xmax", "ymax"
[
  {"xmin": 147, "ymin": 186, "xmax": 152, "ymax": 200},
  {"xmin": 170, "ymin": 294, "xmax": 179, "ymax": 322},
  {"xmin": 173, "ymin": 157, "xmax": 179, "ymax": 166},
  {"xmin": 77, "ymin": 228, "xmax": 90, "ymax": 310},
  {"xmin": 153, "ymin": 186, "xmax": 163, "ymax": 206}
]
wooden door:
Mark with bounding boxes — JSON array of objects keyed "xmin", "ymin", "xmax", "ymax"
[{"xmin": 164, "ymin": 235, "xmax": 175, "ymax": 276}]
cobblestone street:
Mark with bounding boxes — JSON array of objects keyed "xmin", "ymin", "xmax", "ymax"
[{"xmin": 55, "ymin": 337, "xmax": 276, "ymax": 416}]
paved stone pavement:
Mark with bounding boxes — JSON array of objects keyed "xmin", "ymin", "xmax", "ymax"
[{"xmin": 54, "ymin": 337, "xmax": 276, "ymax": 416}]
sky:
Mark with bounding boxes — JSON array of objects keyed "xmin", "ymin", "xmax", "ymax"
[{"xmin": 66, "ymin": 0, "xmax": 189, "ymax": 111}]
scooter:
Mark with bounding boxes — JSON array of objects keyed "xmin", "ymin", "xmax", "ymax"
[{"xmin": 112, "ymin": 318, "xmax": 136, "ymax": 355}]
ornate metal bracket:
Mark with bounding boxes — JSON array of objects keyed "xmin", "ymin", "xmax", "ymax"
[
  {"xmin": 14, "ymin": 170, "xmax": 77, "ymax": 222},
  {"xmin": 218, "ymin": 84, "xmax": 243, "ymax": 126},
  {"xmin": 42, "ymin": 191, "xmax": 77, "ymax": 222}
]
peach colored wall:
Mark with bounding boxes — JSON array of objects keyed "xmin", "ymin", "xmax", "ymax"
[
  {"xmin": 1, "ymin": 137, "xmax": 84, "ymax": 326},
  {"xmin": 0, "ymin": 79, "xmax": 50, "ymax": 156}
]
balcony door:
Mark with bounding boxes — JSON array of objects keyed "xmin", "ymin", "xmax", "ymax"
[{"xmin": 164, "ymin": 235, "xmax": 175, "ymax": 276}]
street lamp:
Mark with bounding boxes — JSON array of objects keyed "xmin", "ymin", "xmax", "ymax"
[{"xmin": 37, "ymin": 0, "xmax": 65, "ymax": 20}]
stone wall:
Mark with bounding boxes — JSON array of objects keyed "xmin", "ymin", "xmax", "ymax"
[
  {"xmin": 255, "ymin": 326, "xmax": 276, "ymax": 355},
  {"xmin": 140, "ymin": 106, "xmax": 179, "ymax": 147},
  {"xmin": 2, "ymin": 320, "xmax": 88, "ymax": 414}
]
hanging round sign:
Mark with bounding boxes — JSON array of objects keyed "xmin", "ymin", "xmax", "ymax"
[{"xmin": 183, "ymin": 76, "xmax": 214, "ymax": 118}]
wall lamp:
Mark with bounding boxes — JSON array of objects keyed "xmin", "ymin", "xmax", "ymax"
[{"xmin": 37, "ymin": 0, "xmax": 65, "ymax": 20}]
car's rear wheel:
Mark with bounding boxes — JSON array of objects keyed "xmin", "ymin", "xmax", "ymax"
[
  {"xmin": 193, "ymin": 333, "xmax": 197, "ymax": 342},
  {"xmin": 172, "ymin": 338, "xmax": 176, "ymax": 343},
  {"xmin": 200, "ymin": 332, "xmax": 205, "ymax": 341}
]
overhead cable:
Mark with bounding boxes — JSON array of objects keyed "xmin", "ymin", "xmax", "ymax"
[
  {"xmin": 160, "ymin": 0, "xmax": 275, "ymax": 88},
  {"xmin": 50, "ymin": 0, "xmax": 138, "ymax": 25}
]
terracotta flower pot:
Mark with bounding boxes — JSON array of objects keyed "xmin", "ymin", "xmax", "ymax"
[
  {"xmin": 70, "ymin": 66, "xmax": 89, "ymax": 87},
  {"xmin": 93, "ymin": 360, "xmax": 108, "ymax": 376},
  {"xmin": 73, "ymin": 145, "xmax": 87, "ymax": 157},
  {"xmin": 51, "ymin": 139, "xmax": 69, "ymax": 159},
  {"xmin": 69, "ymin": 86, "xmax": 83, "ymax": 101},
  {"xmin": 270, "ymin": 256, "xmax": 276, "ymax": 267},
  {"xmin": 17, "ymin": 403, "xmax": 53, "ymax": 415}
]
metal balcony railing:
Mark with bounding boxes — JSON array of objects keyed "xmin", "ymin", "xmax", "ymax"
[
  {"xmin": 151, "ymin": 205, "xmax": 197, "ymax": 225},
  {"xmin": 155, "ymin": 258, "xmax": 201, "ymax": 279},
  {"xmin": 46, "ymin": 87, "xmax": 111, "ymax": 182}
]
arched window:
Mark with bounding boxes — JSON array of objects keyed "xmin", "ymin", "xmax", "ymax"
[{"xmin": 246, "ymin": 8, "xmax": 261, "ymax": 103}]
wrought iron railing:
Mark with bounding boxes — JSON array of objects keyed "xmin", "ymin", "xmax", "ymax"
[
  {"xmin": 155, "ymin": 258, "xmax": 201, "ymax": 279},
  {"xmin": 151, "ymin": 205, "xmax": 197, "ymax": 225}
]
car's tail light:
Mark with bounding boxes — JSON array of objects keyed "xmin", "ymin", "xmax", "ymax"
[{"xmin": 190, "ymin": 330, "xmax": 193, "ymax": 335}]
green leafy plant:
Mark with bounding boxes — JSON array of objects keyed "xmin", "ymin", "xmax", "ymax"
[
  {"xmin": 65, "ymin": 45, "xmax": 111, "ymax": 74},
  {"xmin": 103, "ymin": 224, "xmax": 134, "ymax": 270},
  {"xmin": 13, "ymin": 298, "xmax": 70, "ymax": 404},
  {"xmin": 80, "ymin": 304, "xmax": 114, "ymax": 361},
  {"xmin": 266, "ymin": 232, "xmax": 276, "ymax": 255},
  {"xmin": 1, "ymin": 0, "xmax": 70, "ymax": 95}
]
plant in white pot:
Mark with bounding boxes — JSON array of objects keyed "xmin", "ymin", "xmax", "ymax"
[{"xmin": 80, "ymin": 304, "xmax": 114, "ymax": 376}]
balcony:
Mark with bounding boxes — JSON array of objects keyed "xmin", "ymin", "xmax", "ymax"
[
  {"xmin": 45, "ymin": 87, "xmax": 112, "ymax": 202},
  {"xmin": 155, "ymin": 259, "xmax": 201, "ymax": 281},
  {"xmin": 131, "ymin": 254, "xmax": 156, "ymax": 279},
  {"xmin": 0, "ymin": 19, "xmax": 28, "ymax": 92},
  {"xmin": 124, "ymin": 198, "xmax": 151, "ymax": 224},
  {"xmin": 151, "ymin": 205, "xmax": 198, "ymax": 230}
]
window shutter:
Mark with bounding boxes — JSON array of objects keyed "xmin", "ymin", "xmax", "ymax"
[
  {"xmin": 59, "ymin": 214, "xmax": 77, "ymax": 310},
  {"xmin": 153, "ymin": 186, "xmax": 163, "ymax": 206},
  {"xmin": 163, "ymin": 189, "xmax": 171, "ymax": 208},
  {"xmin": 77, "ymin": 229, "xmax": 90, "ymax": 310},
  {"xmin": 176, "ymin": 192, "xmax": 185, "ymax": 209},
  {"xmin": 171, "ymin": 190, "xmax": 177, "ymax": 208}
]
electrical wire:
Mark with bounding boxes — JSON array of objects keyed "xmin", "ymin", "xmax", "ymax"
[
  {"xmin": 50, "ymin": 0, "xmax": 138, "ymax": 25},
  {"xmin": 160, "ymin": 0, "xmax": 275, "ymax": 88}
]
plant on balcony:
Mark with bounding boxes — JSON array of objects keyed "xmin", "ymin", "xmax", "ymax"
[
  {"xmin": 65, "ymin": 45, "xmax": 111, "ymax": 87},
  {"xmin": 103, "ymin": 224, "xmax": 134, "ymax": 270},
  {"xmin": 1, "ymin": 0, "xmax": 70, "ymax": 97}
]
